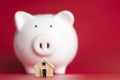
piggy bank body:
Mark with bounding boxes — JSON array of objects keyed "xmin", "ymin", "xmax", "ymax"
[{"xmin": 14, "ymin": 10, "xmax": 78, "ymax": 74}]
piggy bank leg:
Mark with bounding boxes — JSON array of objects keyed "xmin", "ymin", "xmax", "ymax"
[
  {"xmin": 54, "ymin": 66, "xmax": 66, "ymax": 74},
  {"xmin": 25, "ymin": 67, "xmax": 35, "ymax": 74}
]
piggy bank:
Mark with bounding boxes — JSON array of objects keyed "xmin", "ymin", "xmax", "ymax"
[{"xmin": 14, "ymin": 10, "xmax": 78, "ymax": 74}]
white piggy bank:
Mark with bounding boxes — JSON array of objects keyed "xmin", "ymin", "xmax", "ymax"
[{"xmin": 14, "ymin": 10, "xmax": 78, "ymax": 74}]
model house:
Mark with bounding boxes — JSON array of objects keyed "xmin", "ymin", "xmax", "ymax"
[{"xmin": 34, "ymin": 57, "xmax": 55, "ymax": 77}]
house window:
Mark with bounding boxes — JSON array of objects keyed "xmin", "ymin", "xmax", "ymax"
[{"xmin": 42, "ymin": 62, "xmax": 46, "ymax": 66}]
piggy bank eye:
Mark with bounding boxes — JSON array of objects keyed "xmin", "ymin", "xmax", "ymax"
[
  {"xmin": 50, "ymin": 25, "xmax": 52, "ymax": 28},
  {"xmin": 35, "ymin": 25, "xmax": 37, "ymax": 28}
]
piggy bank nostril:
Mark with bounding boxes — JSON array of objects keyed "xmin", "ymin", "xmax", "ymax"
[
  {"xmin": 39, "ymin": 42, "xmax": 50, "ymax": 49},
  {"xmin": 40, "ymin": 43, "xmax": 42, "ymax": 49},
  {"xmin": 47, "ymin": 43, "xmax": 50, "ymax": 48}
]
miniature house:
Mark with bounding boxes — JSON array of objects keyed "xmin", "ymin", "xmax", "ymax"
[{"xmin": 34, "ymin": 57, "xmax": 55, "ymax": 77}]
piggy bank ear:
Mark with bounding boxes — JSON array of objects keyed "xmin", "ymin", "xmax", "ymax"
[
  {"xmin": 15, "ymin": 11, "xmax": 33, "ymax": 31},
  {"xmin": 55, "ymin": 10, "xmax": 74, "ymax": 25}
]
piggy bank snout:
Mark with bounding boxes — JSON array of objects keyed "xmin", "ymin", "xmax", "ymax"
[{"xmin": 33, "ymin": 36, "xmax": 55, "ymax": 56}]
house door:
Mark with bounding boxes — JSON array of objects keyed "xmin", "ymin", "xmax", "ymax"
[{"xmin": 42, "ymin": 69, "xmax": 46, "ymax": 77}]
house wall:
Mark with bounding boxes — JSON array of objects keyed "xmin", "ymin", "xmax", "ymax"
[
  {"xmin": 35, "ymin": 68, "xmax": 40, "ymax": 77},
  {"xmin": 44, "ymin": 61, "xmax": 53, "ymax": 77},
  {"xmin": 46, "ymin": 65, "xmax": 53, "ymax": 77}
]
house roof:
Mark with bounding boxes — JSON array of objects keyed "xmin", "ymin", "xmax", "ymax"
[{"xmin": 34, "ymin": 57, "xmax": 55, "ymax": 68}]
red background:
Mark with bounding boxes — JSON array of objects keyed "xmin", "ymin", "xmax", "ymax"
[{"xmin": 0, "ymin": 0, "xmax": 120, "ymax": 74}]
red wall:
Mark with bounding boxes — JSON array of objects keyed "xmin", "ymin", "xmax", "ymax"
[{"xmin": 0, "ymin": 0, "xmax": 120, "ymax": 74}]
